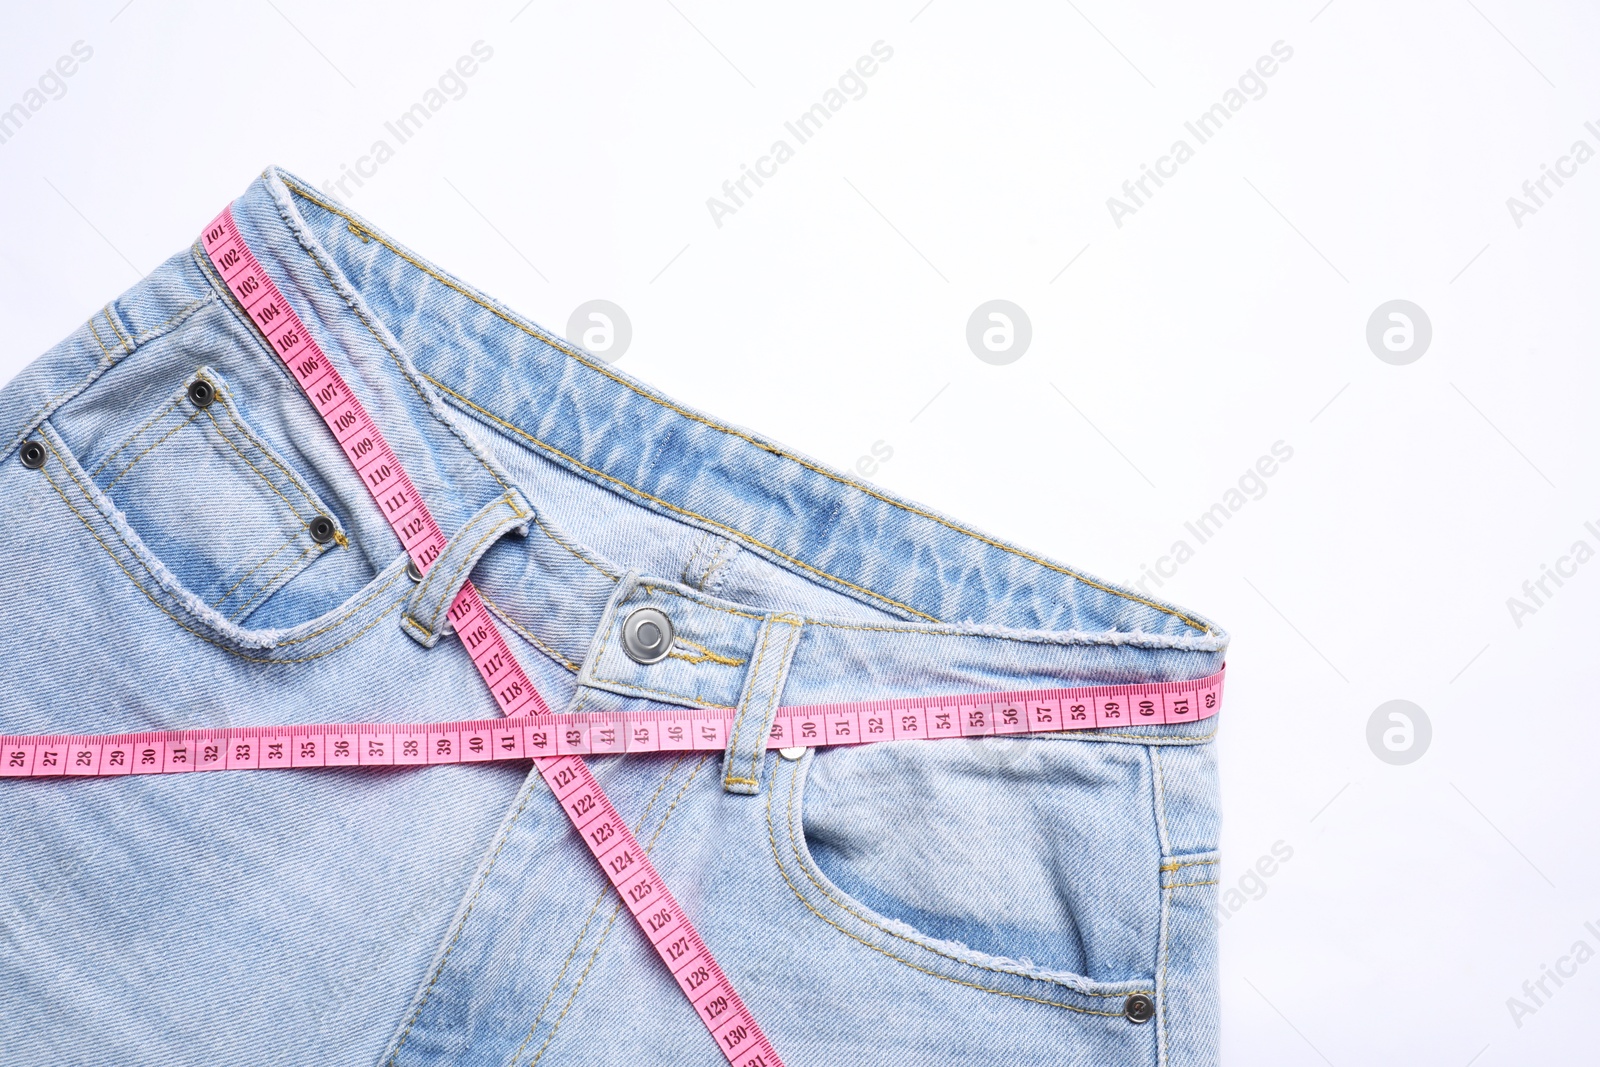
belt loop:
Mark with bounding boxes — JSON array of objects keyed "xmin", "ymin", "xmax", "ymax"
[
  {"xmin": 721, "ymin": 613, "xmax": 803, "ymax": 796},
  {"xmin": 399, "ymin": 489, "xmax": 532, "ymax": 647}
]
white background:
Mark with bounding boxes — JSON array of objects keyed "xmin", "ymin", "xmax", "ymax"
[{"xmin": 3, "ymin": 2, "xmax": 1598, "ymax": 1062}]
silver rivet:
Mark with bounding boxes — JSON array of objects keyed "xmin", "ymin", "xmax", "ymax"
[
  {"xmin": 406, "ymin": 560, "xmax": 424, "ymax": 582},
  {"xmin": 621, "ymin": 606, "xmax": 674, "ymax": 665},
  {"xmin": 778, "ymin": 746, "xmax": 808, "ymax": 761}
]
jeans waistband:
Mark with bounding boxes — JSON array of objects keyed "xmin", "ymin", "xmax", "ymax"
[{"xmin": 0, "ymin": 165, "xmax": 1227, "ymax": 731}]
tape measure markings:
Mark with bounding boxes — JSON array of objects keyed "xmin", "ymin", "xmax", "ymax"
[
  {"xmin": 199, "ymin": 208, "xmax": 775, "ymax": 1066},
  {"xmin": 0, "ymin": 667, "xmax": 1223, "ymax": 777},
  {"xmin": 200, "ymin": 212, "xmax": 548, "ymax": 721}
]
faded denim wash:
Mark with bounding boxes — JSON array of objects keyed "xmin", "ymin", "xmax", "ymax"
[{"xmin": 0, "ymin": 166, "xmax": 1228, "ymax": 1066}]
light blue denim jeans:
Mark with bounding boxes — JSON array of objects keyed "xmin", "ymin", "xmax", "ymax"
[{"xmin": 0, "ymin": 167, "xmax": 1228, "ymax": 1066}]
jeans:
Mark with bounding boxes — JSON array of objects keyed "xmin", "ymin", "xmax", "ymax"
[{"xmin": 0, "ymin": 166, "xmax": 1228, "ymax": 1066}]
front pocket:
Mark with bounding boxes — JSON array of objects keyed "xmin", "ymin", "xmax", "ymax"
[
  {"xmin": 85, "ymin": 366, "xmax": 351, "ymax": 624},
  {"xmin": 767, "ymin": 737, "xmax": 1161, "ymax": 1017}
]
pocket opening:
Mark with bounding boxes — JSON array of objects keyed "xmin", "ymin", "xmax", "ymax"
[
  {"xmin": 766, "ymin": 742, "xmax": 1160, "ymax": 1015},
  {"xmin": 80, "ymin": 367, "xmax": 366, "ymax": 626}
]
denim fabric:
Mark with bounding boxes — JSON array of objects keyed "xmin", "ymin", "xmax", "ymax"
[{"xmin": 0, "ymin": 166, "xmax": 1228, "ymax": 1066}]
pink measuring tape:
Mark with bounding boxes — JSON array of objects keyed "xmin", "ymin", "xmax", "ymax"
[
  {"xmin": 1, "ymin": 205, "xmax": 1226, "ymax": 1066},
  {"xmin": 0, "ymin": 672, "xmax": 1225, "ymax": 777}
]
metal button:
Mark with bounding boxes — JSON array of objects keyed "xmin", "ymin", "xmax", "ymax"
[
  {"xmin": 307, "ymin": 515, "xmax": 336, "ymax": 544},
  {"xmin": 187, "ymin": 379, "xmax": 216, "ymax": 408},
  {"xmin": 406, "ymin": 559, "xmax": 424, "ymax": 582},
  {"xmin": 620, "ymin": 606, "xmax": 674, "ymax": 665},
  {"xmin": 19, "ymin": 440, "xmax": 46, "ymax": 469},
  {"xmin": 1123, "ymin": 993, "xmax": 1154, "ymax": 1024},
  {"xmin": 778, "ymin": 747, "xmax": 808, "ymax": 761}
]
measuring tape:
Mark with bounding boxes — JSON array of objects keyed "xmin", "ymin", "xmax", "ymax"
[
  {"xmin": 217, "ymin": 205, "xmax": 776, "ymax": 1066},
  {"xmin": 1, "ymin": 205, "xmax": 1225, "ymax": 1065},
  {"xmin": 0, "ymin": 670, "xmax": 1224, "ymax": 776}
]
